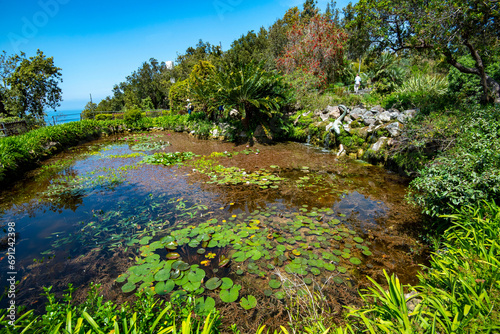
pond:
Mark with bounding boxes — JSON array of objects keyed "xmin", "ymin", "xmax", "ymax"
[{"xmin": 0, "ymin": 131, "xmax": 426, "ymax": 329}]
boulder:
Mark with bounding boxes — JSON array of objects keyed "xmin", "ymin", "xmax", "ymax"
[
  {"xmin": 376, "ymin": 111, "xmax": 392, "ymax": 123},
  {"xmin": 389, "ymin": 111, "xmax": 400, "ymax": 120},
  {"xmin": 325, "ymin": 105, "xmax": 341, "ymax": 119},
  {"xmin": 350, "ymin": 108, "xmax": 366, "ymax": 119},
  {"xmin": 350, "ymin": 127, "xmax": 369, "ymax": 140},
  {"xmin": 343, "ymin": 123, "xmax": 352, "ymax": 134},
  {"xmin": 363, "ymin": 117, "xmax": 376, "ymax": 126},
  {"xmin": 362, "ymin": 111, "xmax": 375, "ymax": 119},
  {"xmin": 370, "ymin": 105, "xmax": 385, "ymax": 113},
  {"xmin": 370, "ymin": 137, "xmax": 389, "ymax": 152},
  {"xmin": 386, "ymin": 122, "xmax": 402, "ymax": 137}
]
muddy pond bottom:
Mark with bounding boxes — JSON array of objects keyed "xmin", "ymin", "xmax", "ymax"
[{"xmin": 0, "ymin": 131, "xmax": 426, "ymax": 331}]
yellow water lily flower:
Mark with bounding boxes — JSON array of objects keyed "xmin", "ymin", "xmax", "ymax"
[
  {"xmin": 201, "ymin": 260, "xmax": 210, "ymax": 266},
  {"xmin": 205, "ymin": 252, "xmax": 216, "ymax": 259}
]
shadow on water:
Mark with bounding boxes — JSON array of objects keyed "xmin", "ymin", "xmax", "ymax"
[{"xmin": 0, "ymin": 131, "xmax": 427, "ymax": 327}]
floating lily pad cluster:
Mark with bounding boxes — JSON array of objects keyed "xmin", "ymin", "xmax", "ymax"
[
  {"xmin": 130, "ymin": 140, "xmax": 171, "ymax": 151},
  {"xmin": 117, "ymin": 230, "xmax": 257, "ymax": 310},
  {"xmin": 140, "ymin": 152, "xmax": 198, "ymax": 166},
  {"xmin": 118, "ymin": 204, "xmax": 372, "ymax": 309},
  {"xmin": 203, "ymin": 166, "xmax": 283, "ymax": 189}
]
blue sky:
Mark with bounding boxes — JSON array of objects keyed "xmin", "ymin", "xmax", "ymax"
[{"xmin": 0, "ymin": 0, "xmax": 352, "ymax": 111}]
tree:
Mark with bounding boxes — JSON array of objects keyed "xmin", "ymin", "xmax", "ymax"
[
  {"xmin": 0, "ymin": 50, "xmax": 62, "ymax": 118},
  {"xmin": 212, "ymin": 63, "xmax": 287, "ymax": 130},
  {"xmin": 345, "ymin": 0, "xmax": 500, "ymax": 103},
  {"xmin": 277, "ymin": 14, "xmax": 347, "ymax": 87},
  {"xmin": 225, "ymin": 28, "xmax": 269, "ymax": 67}
]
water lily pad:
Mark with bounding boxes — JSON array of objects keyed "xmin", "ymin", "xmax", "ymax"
[
  {"xmin": 188, "ymin": 268, "xmax": 206, "ymax": 283},
  {"xmin": 311, "ymin": 267, "xmax": 321, "ymax": 276},
  {"xmin": 116, "ymin": 274, "xmax": 128, "ymax": 283},
  {"xmin": 274, "ymin": 291, "xmax": 285, "ymax": 300},
  {"xmin": 304, "ymin": 277, "xmax": 313, "ymax": 285},
  {"xmin": 166, "ymin": 252, "xmax": 181, "ymax": 260},
  {"xmin": 139, "ymin": 236, "xmax": 152, "ymax": 245},
  {"xmin": 269, "ymin": 279, "xmax": 281, "ymax": 289},
  {"xmin": 197, "ymin": 248, "xmax": 206, "ymax": 255},
  {"xmin": 337, "ymin": 266, "xmax": 347, "ymax": 273},
  {"xmin": 154, "ymin": 269, "xmax": 171, "ymax": 282},
  {"xmin": 220, "ymin": 285, "xmax": 241, "ymax": 303},
  {"xmin": 155, "ymin": 280, "xmax": 175, "ymax": 295},
  {"xmin": 205, "ymin": 277, "xmax": 222, "ymax": 290},
  {"xmin": 240, "ymin": 295, "xmax": 257, "ymax": 310},
  {"xmin": 165, "ymin": 241, "xmax": 178, "ymax": 250},
  {"xmin": 232, "ymin": 251, "xmax": 248, "ymax": 262},
  {"xmin": 121, "ymin": 282, "xmax": 136, "ymax": 293},
  {"xmin": 219, "ymin": 256, "xmax": 230, "ymax": 267},
  {"xmin": 350, "ymin": 257, "xmax": 361, "ymax": 265},
  {"xmin": 362, "ymin": 250, "xmax": 373, "ymax": 256},
  {"xmin": 195, "ymin": 297, "xmax": 216, "ymax": 316},
  {"xmin": 236, "ymin": 269, "xmax": 244, "ymax": 275},
  {"xmin": 353, "ymin": 237, "xmax": 364, "ymax": 243},
  {"xmin": 183, "ymin": 280, "xmax": 201, "ymax": 292},
  {"xmin": 324, "ymin": 263, "xmax": 336, "ymax": 271},
  {"xmin": 220, "ymin": 277, "xmax": 234, "ymax": 290},
  {"xmin": 264, "ymin": 289, "xmax": 273, "ymax": 297}
]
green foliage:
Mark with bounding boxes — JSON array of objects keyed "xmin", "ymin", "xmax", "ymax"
[
  {"xmin": 95, "ymin": 113, "xmax": 114, "ymax": 121},
  {"xmin": 344, "ymin": 0, "xmax": 500, "ymax": 102},
  {"xmin": 344, "ymin": 201, "xmax": 500, "ymax": 333},
  {"xmin": 169, "ymin": 79, "xmax": 191, "ymax": 114},
  {"xmin": 0, "ymin": 282, "xmax": 221, "ymax": 333},
  {"xmin": 124, "ymin": 106, "xmax": 143, "ymax": 125},
  {"xmin": 212, "ymin": 62, "xmax": 288, "ymax": 130},
  {"xmin": 368, "ymin": 53, "xmax": 407, "ymax": 95},
  {"xmin": 0, "ymin": 49, "xmax": 62, "ymax": 120},
  {"xmin": 408, "ymin": 105, "xmax": 500, "ymax": 217},
  {"xmin": 448, "ymin": 55, "xmax": 500, "ymax": 104},
  {"xmin": 385, "ymin": 74, "xmax": 452, "ymax": 113}
]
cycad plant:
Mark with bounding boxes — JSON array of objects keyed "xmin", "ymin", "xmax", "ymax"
[{"xmin": 212, "ymin": 62, "xmax": 287, "ymax": 130}]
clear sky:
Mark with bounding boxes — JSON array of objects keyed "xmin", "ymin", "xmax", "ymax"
[{"xmin": 0, "ymin": 0, "xmax": 352, "ymax": 112}]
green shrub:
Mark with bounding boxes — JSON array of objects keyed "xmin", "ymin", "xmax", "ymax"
[
  {"xmin": 123, "ymin": 106, "xmax": 143, "ymax": 125},
  {"xmin": 95, "ymin": 113, "xmax": 114, "ymax": 121},
  {"xmin": 169, "ymin": 79, "xmax": 191, "ymax": 114},
  {"xmin": 408, "ymin": 105, "xmax": 500, "ymax": 216}
]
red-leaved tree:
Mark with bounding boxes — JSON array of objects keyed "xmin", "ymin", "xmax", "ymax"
[{"xmin": 277, "ymin": 15, "xmax": 347, "ymax": 88}]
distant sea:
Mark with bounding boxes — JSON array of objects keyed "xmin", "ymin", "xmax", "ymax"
[{"xmin": 45, "ymin": 109, "xmax": 82, "ymax": 125}]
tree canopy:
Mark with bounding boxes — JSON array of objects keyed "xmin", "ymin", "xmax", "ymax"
[
  {"xmin": 344, "ymin": 0, "xmax": 500, "ymax": 102},
  {"xmin": 0, "ymin": 50, "xmax": 62, "ymax": 119}
]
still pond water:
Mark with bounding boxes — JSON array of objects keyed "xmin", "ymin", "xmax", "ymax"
[{"xmin": 0, "ymin": 131, "xmax": 425, "ymax": 323}]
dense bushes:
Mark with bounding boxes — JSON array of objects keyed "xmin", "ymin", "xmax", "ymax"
[{"xmin": 408, "ymin": 105, "xmax": 500, "ymax": 217}]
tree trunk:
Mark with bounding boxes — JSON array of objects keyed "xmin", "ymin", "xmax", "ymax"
[
  {"xmin": 446, "ymin": 42, "xmax": 500, "ymax": 104},
  {"xmin": 446, "ymin": 47, "xmax": 500, "ymax": 103}
]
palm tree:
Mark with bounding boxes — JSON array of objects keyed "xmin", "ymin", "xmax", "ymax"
[{"xmin": 213, "ymin": 63, "xmax": 286, "ymax": 130}]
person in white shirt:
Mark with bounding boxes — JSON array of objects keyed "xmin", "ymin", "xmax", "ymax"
[{"xmin": 354, "ymin": 74, "xmax": 361, "ymax": 93}]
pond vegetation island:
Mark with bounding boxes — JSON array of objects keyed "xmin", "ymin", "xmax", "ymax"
[{"xmin": 1, "ymin": 0, "xmax": 499, "ymax": 333}]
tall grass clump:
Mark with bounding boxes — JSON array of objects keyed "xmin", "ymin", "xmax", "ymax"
[
  {"xmin": 0, "ymin": 283, "xmax": 221, "ymax": 333},
  {"xmin": 385, "ymin": 74, "xmax": 451, "ymax": 112}
]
